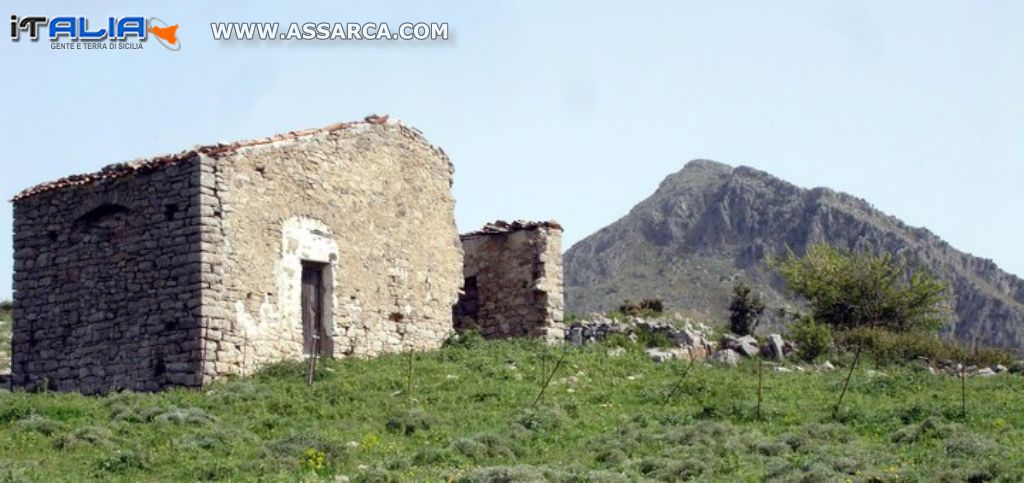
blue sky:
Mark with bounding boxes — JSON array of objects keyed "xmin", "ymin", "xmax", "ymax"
[{"xmin": 1, "ymin": 1, "xmax": 1022, "ymax": 299}]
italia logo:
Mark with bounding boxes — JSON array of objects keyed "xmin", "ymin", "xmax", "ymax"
[{"xmin": 9, "ymin": 15, "xmax": 180, "ymax": 50}]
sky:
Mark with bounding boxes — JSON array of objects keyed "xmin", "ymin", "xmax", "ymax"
[{"xmin": 1, "ymin": 1, "xmax": 1022, "ymax": 300}]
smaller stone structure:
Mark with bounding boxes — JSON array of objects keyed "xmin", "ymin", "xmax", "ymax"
[{"xmin": 454, "ymin": 221, "xmax": 565, "ymax": 343}]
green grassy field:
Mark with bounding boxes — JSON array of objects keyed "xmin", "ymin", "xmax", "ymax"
[{"xmin": 0, "ymin": 336, "xmax": 1022, "ymax": 482}]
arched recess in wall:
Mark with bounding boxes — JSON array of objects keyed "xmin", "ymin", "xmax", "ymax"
[{"xmin": 70, "ymin": 203, "xmax": 137, "ymax": 244}]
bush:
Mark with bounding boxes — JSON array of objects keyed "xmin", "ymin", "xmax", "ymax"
[
  {"xmin": 15, "ymin": 415, "xmax": 66, "ymax": 436},
  {"xmin": 57, "ymin": 426, "xmax": 115, "ymax": 449},
  {"xmin": 154, "ymin": 407, "xmax": 218, "ymax": 425},
  {"xmin": 444, "ymin": 329, "xmax": 486, "ymax": 349},
  {"xmin": 835, "ymin": 327, "xmax": 1015, "ymax": 366},
  {"xmin": 449, "ymin": 433, "xmax": 516, "ymax": 461},
  {"xmin": 617, "ymin": 298, "xmax": 664, "ymax": 318},
  {"xmin": 512, "ymin": 406, "xmax": 567, "ymax": 433},
  {"xmin": 385, "ymin": 408, "xmax": 437, "ymax": 436},
  {"xmin": 455, "ymin": 465, "xmax": 547, "ymax": 483},
  {"xmin": 96, "ymin": 449, "xmax": 148, "ymax": 474},
  {"xmin": 634, "ymin": 329, "xmax": 675, "ymax": 349},
  {"xmin": 728, "ymin": 281, "xmax": 765, "ymax": 335},
  {"xmin": 788, "ymin": 317, "xmax": 833, "ymax": 362},
  {"xmin": 773, "ymin": 244, "xmax": 949, "ymax": 333}
]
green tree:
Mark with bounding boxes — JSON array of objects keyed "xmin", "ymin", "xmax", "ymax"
[
  {"xmin": 773, "ymin": 244, "xmax": 949, "ymax": 333},
  {"xmin": 729, "ymin": 281, "xmax": 766, "ymax": 335}
]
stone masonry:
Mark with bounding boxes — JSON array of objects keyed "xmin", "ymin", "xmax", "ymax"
[
  {"xmin": 11, "ymin": 159, "xmax": 203, "ymax": 393},
  {"xmin": 454, "ymin": 220, "xmax": 565, "ymax": 343},
  {"xmin": 10, "ymin": 117, "xmax": 464, "ymax": 393}
]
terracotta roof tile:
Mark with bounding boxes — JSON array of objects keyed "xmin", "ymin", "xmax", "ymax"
[{"xmin": 12, "ymin": 115, "xmax": 431, "ymax": 202}]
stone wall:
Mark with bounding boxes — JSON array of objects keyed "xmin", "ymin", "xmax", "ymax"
[
  {"xmin": 10, "ymin": 118, "xmax": 464, "ymax": 391},
  {"xmin": 455, "ymin": 221, "xmax": 565, "ymax": 342},
  {"xmin": 11, "ymin": 160, "xmax": 204, "ymax": 393},
  {"xmin": 198, "ymin": 122, "xmax": 464, "ymax": 378}
]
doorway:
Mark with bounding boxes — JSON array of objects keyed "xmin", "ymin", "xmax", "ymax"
[{"xmin": 301, "ymin": 262, "xmax": 332, "ymax": 356}]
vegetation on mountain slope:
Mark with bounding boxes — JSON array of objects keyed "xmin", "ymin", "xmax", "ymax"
[
  {"xmin": 565, "ymin": 160, "xmax": 1024, "ymax": 352},
  {"xmin": 1, "ymin": 301, "xmax": 11, "ymax": 373},
  {"xmin": 1, "ymin": 338, "xmax": 1023, "ymax": 481}
]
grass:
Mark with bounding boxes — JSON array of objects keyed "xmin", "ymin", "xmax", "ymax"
[{"xmin": 0, "ymin": 337, "xmax": 1022, "ymax": 482}]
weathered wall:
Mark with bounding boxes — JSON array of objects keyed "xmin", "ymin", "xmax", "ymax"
[
  {"xmin": 11, "ymin": 160, "xmax": 204, "ymax": 393},
  {"xmin": 199, "ymin": 123, "xmax": 464, "ymax": 378},
  {"xmin": 455, "ymin": 222, "xmax": 565, "ymax": 342}
]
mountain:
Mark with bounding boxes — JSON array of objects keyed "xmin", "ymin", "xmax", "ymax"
[{"xmin": 564, "ymin": 160, "xmax": 1024, "ymax": 352}]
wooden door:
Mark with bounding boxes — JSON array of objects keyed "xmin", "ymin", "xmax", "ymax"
[{"xmin": 301, "ymin": 264, "xmax": 330, "ymax": 356}]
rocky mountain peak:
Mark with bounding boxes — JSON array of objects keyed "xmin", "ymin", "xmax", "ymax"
[{"xmin": 565, "ymin": 161, "xmax": 1024, "ymax": 353}]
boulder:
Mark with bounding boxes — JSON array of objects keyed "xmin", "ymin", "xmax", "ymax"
[
  {"xmin": 721, "ymin": 334, "xmax": 740, "ymax": 350},
  {"xmin": 773, "ymin": 366, "xmax": 792, "ymax": 373},
  {"xmin": 767, "ymin": 334, "xmax": 785, "ymax": 360},
  {"xmin": 734, "ymin": 339, "xmax": 759, "ymax": 358},
  {"xmin": 646, "ymin": 347, "xmax": 689, "ymax": 363},
  {"xmin": 709, "ymin": 349, "xmax": 741, "ymax": 367},
  {"xmin": 816, "ymin": 361, "xmax": 835, "ymax": 372},
  {"xmin": 646, "ymin": 348, "xmax": 672, "ymax": 363},
  {"xmin": 722, "ymin": 334, "xmax": 760, "ymax": 358},
  {"xmin": 607, "ymin": 347, "xmax": 627, "ymax": 358},
  {"xmin": 975, "ymin": 368, "xmax": 997, "ymax": 377},
  {"xmin": 994, "ymin": 364, "xmax": 1008, "ymax": 373},
  {"xmin": 569, "ymin": 326, "xmax": 584, "ymax": 346},
  {"xmin": 674, "ymin": 328, "xmax": 705, "ymax": 347}
]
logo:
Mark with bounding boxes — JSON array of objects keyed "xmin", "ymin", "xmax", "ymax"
[
  {"xmin": 10, "ymin": 15, "xmax": 179, "ymax": 51},
  {"xmin": 147, "ymin": 17, "xmax": 180, "ymax": 51}
]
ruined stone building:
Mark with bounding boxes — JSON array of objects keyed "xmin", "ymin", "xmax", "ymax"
[
  {"xmin": 9, "ymin": 117, "xmax": 564, "ymax": 393},
  {"xmin": 454, "ymin": 221, "xmax": 565, "ymax": 343}
]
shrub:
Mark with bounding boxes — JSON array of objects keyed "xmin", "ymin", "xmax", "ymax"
[
  {"xmin": 444, "ymin": 330, "xmax": 485, "ymax": 350},
  {"xmin": 299, "ymin": 447, "xmax": 327, "ymax": 473},
  {"xmin": 449, "ymin": 433, "xmax": 516, "ymax": 461},
  {"xmin": 728, "ymin": 281, "xmax": 765, "ymax": 335},
  {"xmin": 412, "ymin": 447, "xmax": 452, "ymax": 466},
  {"xmin": 617, "ymin": 298, "xmax": 665, "ymax": 318},
  {"xmin": 835, "ymin": 327, "xmax": 1015, "ymax": 366},
  {"xmin": 513, "ymin": 406, "xmax": 567, "ymax": 433},
  {"xmin": 891, "ymin": 417, "xmax": 957, "ymax": 444},
  {"xmin": 787, "ymin": 317, "xmax": 833, "ymax": 362},
  {"xmin": 96, "ymin": 449, "xmax": 148, "ymax": 474},
  {"xmin": 773, "ymin": 244, "xmax": 949, "ymax": 333},
  {"xmin": 0, "ymin": 301, "xmax": 11, "ymax": 320},
  {"xmin": 57, "ymin": 426, "xmax": 115, "ymax": 449},
  {"xmin": 634, "ymin": 329, "xmax": 675, "ymax": 349},
  {"xmin": 154, "ymin": 407, "xmax": 217, "ymax": 425},
  {"xmin": 15, "ymin": 415, "xmax": 66, "ymax": 436},
  {"xmin": 594, "ymin": 446, "xmax": 626, "ymax": 465},
  {"xmin": 455, "ymin": 465, "xmax": 547, "ymax": 483},
  {"xmin": 944, "ymin": 434, "xmax": 995, "ymax": 458},
  {"xmin": 385, "ymin": 408, "xmax": 437, "ymax": 436}
]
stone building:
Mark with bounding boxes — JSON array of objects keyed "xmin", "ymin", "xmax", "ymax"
[
  {"xmin": 10, "ymin": 117, "xmax": 465, "ymax": 393},
  {"xmin": 454, "ymin": 221, "xmax": 565, "ymax": 343}
]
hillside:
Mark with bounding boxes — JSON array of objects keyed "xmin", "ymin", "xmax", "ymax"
[
  {"xmin": 564, "ymin": 160, "xmax": 1024, "ymax": 352},
  {"xmin": 0, "ymin": 339, "xmax": 1022, "ymax": 481}
]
